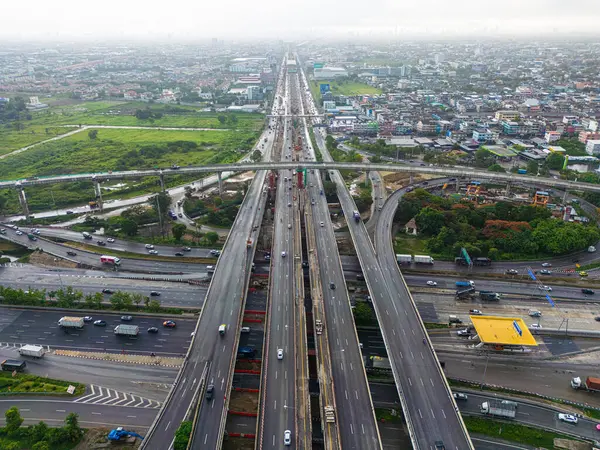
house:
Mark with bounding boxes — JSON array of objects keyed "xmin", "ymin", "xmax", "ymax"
[
  {"xmin": 124, "ymin": 90, "xmax": 138, "ymax": 101},
  {"xmin": 405, "ymin": 218, "xmax": 418, "ymax": 236},
  {"xmin": 544, "ymin": 131, "xmax": 561, "ymax": 143}
]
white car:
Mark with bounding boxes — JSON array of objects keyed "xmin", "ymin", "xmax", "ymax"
[
  {"xmin": 148, "ymin": 250, "xmax": 159, "ymax": 255},
  {"xmin": 558, "ymin": 413, "xmax": 578, "ymax": 424},
  {"xmin": 281, "ymin": 251, "xmax": 287, "ymax": 258},
  {"xmin": 15, "ymin": 230, "xmax": 23, "ymax": 235},
  {"xmin": 457, "ymin": 329, "xmax": 470, "ymax": 336},
  {"xmin": 287, "ymin": 224, "xmax": 291, "ymax": 229},
  {"xmin": 426, "ymin": 281, "xmax": 437, "ymax": 286},
  {"xmin": 469, "ymin": 309, "xmax": 483, "ymax": 315},
  {"xmin": 530, "ymin": 323, "xmax": 542, "ymax": 329},
  {"xmin": 538, "ymin": 285, "xmax": 552, "ymax": 292},
  {"xmin": 107, "ymin": 238, "xmax": 115, "ymax": 243},
  {"xmin": 320, "ymin": 221, "xmax": 324, "ymax": 227},
  {"xmin": 541, "ymin": 263, "xmax": 552, "ymax": 268},
  {"xmin": 283, "ymin": 429, "xmax": 291, "ymax": 446},
  {"xmin": 277, "ymin": 349, "xmax": 284, "ymax": 360},
  {"xmin": 145, "ymin": 244, "xmax": 154, "ymax": 249}
]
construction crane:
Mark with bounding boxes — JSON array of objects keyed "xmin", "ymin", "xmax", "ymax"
[{"xmin": 107, "ymin": 427, "xmax": 144, "ymax": 441}]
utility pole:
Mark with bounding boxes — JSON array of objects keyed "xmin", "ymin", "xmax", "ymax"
[{"xmin": 156, "ymin": 195, "xmax": 164, "ymax": 238}]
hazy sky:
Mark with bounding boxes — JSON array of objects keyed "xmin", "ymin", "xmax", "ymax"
[{"xmin": 3, "ymin": 0, "xmax": 600, "ymax": 40}]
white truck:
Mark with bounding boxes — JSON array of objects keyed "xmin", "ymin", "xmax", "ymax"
[
  {"xmin": 413, "ymin": 255, "xmax": 434, "ymax": 264},
  {"xmin": 114, "ymin": 325, "xmax": 139, "ymax": 336},
  {"xmin": 315, "ymin": 320, "xmax": 323, "ymax": 335},
  {"xmin": 58, "ymin": 316, "xmax": 85, "ymax": 329},
  {"xmin": 18, "ymin": 345, "xmax": 45, "ymax": 358},
  {"xmin": 480, "ymin": 400, "xmax": 517, "ymax": 419},
  {"xmin": 396, "ymin": 254, "xmax": 412, "ymax": 264},
  {"xmin": 100, "ymin": 255, "xmax": 121, "ymax": 266}
]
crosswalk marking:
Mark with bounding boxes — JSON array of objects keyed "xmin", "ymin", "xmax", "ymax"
[{"xmin": 73, "ymin": 384, "xmax": 160, "ymax": 408}]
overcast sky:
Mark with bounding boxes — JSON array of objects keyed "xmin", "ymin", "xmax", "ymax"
[{"xmin": 3, "ymin": 0, "xmax": 600, "ymax": 41}]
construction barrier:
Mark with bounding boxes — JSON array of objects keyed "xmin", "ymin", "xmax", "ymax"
[
  {"xmin": 234, "ymin": 369, "xmax": 261, "ymax": 375},
  {"xmin": 233, "ymin": 387, "xmax": 260, "ymax": 393},
  {"xmin": 243, "ymin": 318, "xmax": 262, "ymax": 323},
  {"xmin": 226, "ymin": 432, "xmax": 256, "ymax": 439},
  {"xmin": 228, "ymin": 410, "xmax": 258, "ymax": 417},
  {"xmin": 244, "ymin": 310, "xmax": 266, "ymax": 315}
]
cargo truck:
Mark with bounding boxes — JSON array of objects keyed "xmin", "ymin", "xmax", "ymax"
[
  {"xmin": 474, "ymin": 257, "xmax": 492, "ymax": 266},
  {"xmin": 517, "ymin": 169, "xmax": 527, "ymax": 174},
  {"xmin": 371, "ymin": 356, "xmax": 392, "ymax": 370},
  {"xmin": 58, "ymin": 316, "xmax": 85, "ymax": 329},
  {"xmin": 413, "ymin": 255, "xmax": 434, "ymax": 264},
  {"xmin": 1, "ymin": 360, "xmax": 26, "ymax": 372},
  {"xmin": 455, "ymin": 287, "xmax": 475, "ymax": 298},
  {"xmin": 114, "ymin": 325, "xmax": 139, "ymax": 336},
  {"xmin": 571, "ymin": 376, "xmax": 600, "ymax": 392},
  {"xmin": 18, "ymin": 345, "xmax": 45, "ymax": 358},
  {"xmin": 456, "ymin": 280, "xmax": 475, "ymax": 288},
  {"xmin": 100, "ymin": 255, "xmax": 121, "ymax": 266},
  {"xmin": 480, "ymin": 400, "xmax": 517, "ymax": 419},
  {"xmin": 479, "ymin": 291, "xmax": 500, "ymax": 301},
  {"xmin": 82, "ymin": 231, "xmax": 93, "ymax": 240},
  {"xmin": 396, "ymin": 254, "xmax": 412, "ymax": 264},
  {"xmin": 352, "ymin": 210, "xmax": 360, "ymax": 223},
  {"xmin": 27, "ymin": 233, "xmax": 37, "ymax": 241}
]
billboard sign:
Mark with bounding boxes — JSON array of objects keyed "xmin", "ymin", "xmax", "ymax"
[{"xmin": 319, "ymin": 83, "xmax": 331, "ymax": 94}]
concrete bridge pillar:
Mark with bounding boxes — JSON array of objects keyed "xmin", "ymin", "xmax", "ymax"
[
  {"xmin": 505, "ymin": 182, "xmax": 511, "ymax": 197},
  {"xmin": 409, "ymin": 173, "xmax": 414, "ymax": 185},
  {"xmin": 17, "ymin": 187, "xmax": 31, "ymax": 223},
  {"xmin": 93, "ymin": 180, "xmax": 104, "ymax": 211},
  {"xmin": 456, "ymin": 179, "xmax": 460, "ymax": 192},
  {"xmin": 159, "ymin": 173, "xmax": 165, "ymax": 192},
  {"xmin": 217, "ymin": 172, "xmax": 223, "ymax": 197},
  {"xmin": 563, "ymin": 189, "xmax": 568, "ymax": 204}
]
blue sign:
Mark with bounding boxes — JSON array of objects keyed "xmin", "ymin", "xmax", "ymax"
[
  {"xmin": 545, "ymin": 294, "xmax": 555, "ymax": 307},
  {"xmin": 513, "ymin": 320, "xmax": 523, "ymax": 336},
  {"xmin": 526, "ymin": 268, "xmax": 537, "ymax": 281},
  {"xmin": 319, "ymin": 84, "xmax": 330, "ymax": 94}
]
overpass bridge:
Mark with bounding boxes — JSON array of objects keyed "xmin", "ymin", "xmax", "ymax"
[{"xmin": 4, "ymin": 162, "xmax": 599, "ymax": 220}]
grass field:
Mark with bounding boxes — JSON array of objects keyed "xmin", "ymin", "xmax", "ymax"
[
  {"xmin": 393, "ymin": 234, "xmax": 428, "ymax": 255},
  {"xmin": 0, "ymin": 371, "xmax": 85, "ymax": 396},
  {"xmin": 311, "ymin": 80, "xmax": 382, "ymax": 99},
  {"xmin": 0, "ymin": 100, "xmax": 265, "ymax": 155}
]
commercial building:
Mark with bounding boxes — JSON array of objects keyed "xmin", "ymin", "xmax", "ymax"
[
  {"xmin": 579, "ymin": 131, "xmax": 600, "ymax": 143},
  {"xmin": 545, "ymin": 131, "xmax": 561, "ymax": 143},
  {"xmin": 586, "ymin": 140, "xmax": 600, "ymax": 155},
  {"xmin": 314, "ymin": 66, "xmax": 348, "ymax": 80},
  {"xmin": 473, "ymin": 128, "xmax": 496, "ymax": 143},
  {"xmin": 494, "ymin": 110, "xmax": 521, "ymax": 121}
]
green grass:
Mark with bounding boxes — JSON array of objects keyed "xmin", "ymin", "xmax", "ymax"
[
  {"xmin": 0, "ymin": 434, "xmax": 81, "ymax": 450},
  {"xmin": 0, "ymin": 125, "xmax": 79, "ymax": 156},
  {"xmin": 311, "ymin": 80, "xmax": 382, "ymax": 99},
  {"xmin": 0, "ymin": 371, "xmax": 85, "ymax": 396},
  {"xmin": 462, "ymin": 416, "xmax": 583, "ymax": 448},
  {"xmin": 393, "ymin": 234, "xmax": 427, "ymax": 255},
  {"xmin": 374, "ymin": 408, "xmax": 403, "ymax": 423}
]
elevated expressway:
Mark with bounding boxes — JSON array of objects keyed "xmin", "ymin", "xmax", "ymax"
[
  {"xmin": 296, "ymin": 72, "xmax": 381, "ymax": 448},
  {"xmin": 140, "ymin": 60, "xmax": 286, "ymax": 450},
  {"xmin": 298, "ymin": 60, "xmax": 473, "ymax": 449}
]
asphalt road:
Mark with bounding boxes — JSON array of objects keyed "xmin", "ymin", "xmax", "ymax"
[
  {"xmin": 145, "ymin": 70, "xmax": 281, "ymax": 450},
  {"xmin": 320, "ymin": 144, "xmax": 471, "ymax": 447},
  {"xmin": 259, "ymin": 71, "xmax": 298, "ymax": 448},
  {"xmin": 0, "ymin": 231, "xmax": 214, "ymax": 274},
  {"xmin": 301, "ymin": 76, "xmax": 381, "ymax": 447},
  {"xmin": 0, "ymin": 307, "xmax": 195, "ymax": 356}
]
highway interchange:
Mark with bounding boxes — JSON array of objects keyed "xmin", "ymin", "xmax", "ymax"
[{"xmin": 2, "ymin": 54, "xmax": 600, "ymax": 450}]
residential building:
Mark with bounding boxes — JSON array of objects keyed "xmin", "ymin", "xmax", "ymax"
[
  {"xmin": 495, "ymin": 110, "xmax": 520, "ymax": 121},
  {"xmin": 246, "ymin": 85, "xmax": 263, "ymax": 101},
  {"xmin": 545, "ymin": 131, "xmax": 561, "ymax": 143},
  {"xmin": 473, "ymin": 128, "xmax": 495, "ymax": 143},
  {"xmin": 586, "ymin": 140, "xmax": 600, "ymax": 155},
  {"xmin": 124, "ymin": 90, "xmax": 138, "ymax": 101},
  {"xmin": 25, "ymin": 96, "xmax": 47, "ymax": 110},
  {"xmin": 579, "ymin": 131, "xmax": 600, "ymax": 143},
  {"xmin": 323, "ymin": 100, "xmax": 336, "ymax": 110},
  {"xmin": 582, "ymin": 118, "xmax": 599, "ymax": 132}
]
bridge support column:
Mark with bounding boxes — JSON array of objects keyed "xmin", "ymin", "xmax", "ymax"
[
  {"xmin": 17, "ymin": 187, "xmax": 31, "ymax": 223},
  {"xmin": 456, "ymin": 179, "xmax": 460, "ymax": 192},
  {"xmin": 159, "ymin": 173, "xmax": 165, "ymax": 192},
  {"xmin": 409, "ymin": 173, "xmax": 414, "ymax": 185},
  {"xmin": 217, "ymin": 172, "xmax": 223, "ymax": 197},
  {"xmin": 93, "ymin": 180, "xmax": 104, "ymax": 212},
  {"xmin": 563, "ymin": 189, "xmax": 568, "ymax": 204},
  {"xmin": 505, "ymin": 182, "xmax": 511, "ymax": 197}
]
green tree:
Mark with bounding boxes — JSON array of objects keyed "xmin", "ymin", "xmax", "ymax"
[
  {"xmin": 88, "ymin": 129, "xmax": 98, "ymax": 140},
  {"xmin": 55, "ymin": 286, "xmax": 83, "ymax": 308},
  {"xmin": 172, "ymin": 223, "xmax": 187, "ymax": 241},
  {"xmin": 174, "ymin": 421, "xmax": 193, "ymax": 450},
  {"xmin": 110, "ymin": 291, "xmax": 129, "ymax": 310},
  {"xmin": 64, "ymin": 413, "xmax": 83, "ymax": 441},
  {"xmin": 229, "ymin": 115, "xmax": 238, "ymax": 124},
  {"xmin": 120, "ymin": 218, "xmax": 139, "ymax": 236},
  {"xmin": 217, "ymin": 115, "xmax": 227, "ymax": 124},
  {"xmin": 487, "ymin": 163, "xmax": 506, "ymax": 172},
  {"xmin": 5, "ymin": 406, "xmax": 23, "ymax": 435},
  {"xmin": 474, "ymin": 148, "xmax": 494, "ymax": 168},
  {"xmin": 32, "ymin": 442, "xmax": 50, "ymax": 450},
  {"xmin": 250, "ymin": 149, "xmax": 262, "ymax": 162},
  {"xmin": 415, "ymin": 207, "xmax": 446, "ymax": 236},
  {"xmin": 4, "ymin": 442, "xmax": 19, "ymax": 450},
  {"xmin": 132, "ymin": 292, "xmax": 144, "ymax": 307},
  {"xmin": 148, "ymin": 299, "xmax": 161, "ymax": 312},
  {"xmin": 353, "ymin": 302, "xmax": 374, "ymax": 326},
  {"xmin": 546, "ymin": 152, "xmax": 565, "ymax": 170},
  {"xmin": 526, "ymin": 160, "xmax": 539, "ymax": 175},
  {"xmin": 29, "ymin": 421, "xmax": 49, "ymax": 442},
  {"xmin": 205, "ymin": 231, "xmax": 219, "ymax": 245}
]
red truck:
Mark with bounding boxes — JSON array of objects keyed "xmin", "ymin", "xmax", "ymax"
[{"xmin": 571, "ymin": 376, "xmax": 600, "ymax": 392}]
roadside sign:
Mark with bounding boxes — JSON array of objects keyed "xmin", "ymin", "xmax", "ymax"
[{"xmin": 513, "ymin": 320, "xmax": 523, "ymax": 337}]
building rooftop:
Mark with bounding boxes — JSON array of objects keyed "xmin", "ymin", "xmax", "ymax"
[{"xmin": 471, "ymin": 316, "xmax": 538, "ymax": 346}]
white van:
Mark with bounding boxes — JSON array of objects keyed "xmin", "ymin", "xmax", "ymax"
[
  {"xmin": 241, "ymin": 327, "xmax": 250, "ymax": 334},
  {"xmin": 206, "ymin": 265, "xmax": 214, "ymax": 274},
  {"xmin": 218, "ymin": 324, "xmax": 226, "ymax": 335}
]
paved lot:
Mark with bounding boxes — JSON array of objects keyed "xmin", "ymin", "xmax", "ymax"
[{"xmin": 0, "ymin": 307, "xmax": 196, "ymax": 356}]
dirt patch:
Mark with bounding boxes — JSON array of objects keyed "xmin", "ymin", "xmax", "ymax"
[
  {"xmin": 235, "ymin": 360, "xmax": 261, "ymax": 371},
  {"xmin": 29, "ymin": 250, "xmax": 79, "ymax": 268},
  {"xmin": 554, "ymin": 438, "xmax": 594, "ymax": 450},
  {"xmin": 55, "ymin": 349, "xmax": 184, "ymax": 367},
  {"xmin": 74, "ymin": 427, "xmax": 144, "ymax": 449},
  {"xmin": 229, "ymin": 391, "xmax": 259, "ymax": 413},
  {"xmin": 223, "ymin": 437, "xmax": 255, "ymax": 450}
]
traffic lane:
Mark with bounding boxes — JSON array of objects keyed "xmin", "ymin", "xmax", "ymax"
[
  {"xmin": 403, "ymin": 273, "xmax": 596, "ymax": 301},
  {"xmin": 311, "ymin": 183, "xmax": 380, "ymax": 448},
  {"xmin": 0, "ymin": 276, "xmax": 207, "ymax": 307},
  {"xmin": 0, "ymin": 233, "xmax": 212, "ymax": 274},
  {"xmin": 0, "ymin": 308, "xmax": 195, "ymax": 356},
  {"xmin": 0, "ymin": 398, "xmax": 158, "ymax": 429},
  {"xmin": 459, "ymin": 391, "xmax": 600, "ymax": 441},
  {"xmin": 14, "ymin": 350, "xmax": 176, "ymax": 400},
  {"xmin": 36, "ymin": 227, "xmax": 218, "ymax": 258}
]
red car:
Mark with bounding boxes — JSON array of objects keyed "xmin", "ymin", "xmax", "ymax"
[{"xmin": 163, "ymin": 320, "xmax": 176, "ymax": 328}]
